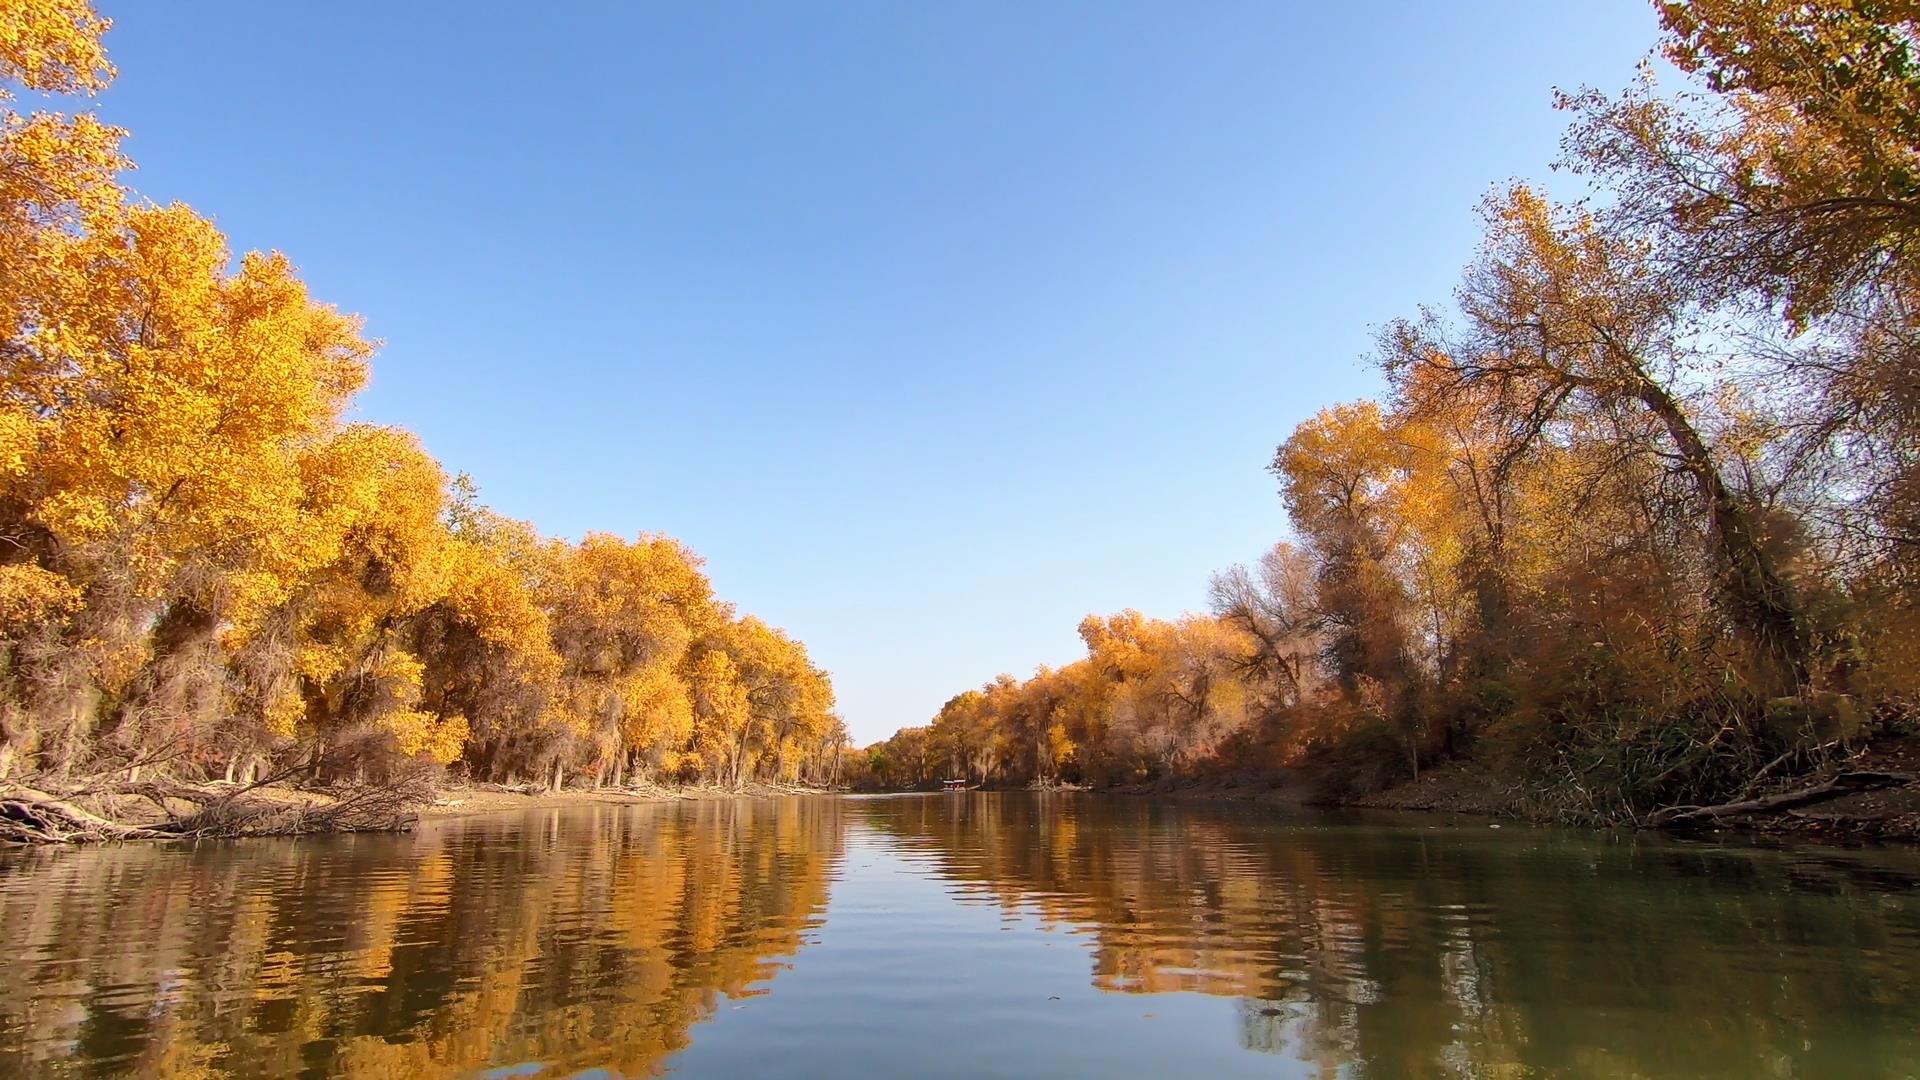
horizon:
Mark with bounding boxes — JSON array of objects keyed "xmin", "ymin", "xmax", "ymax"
[{"xmin": 92, "ymin": 1, "xmax": 1660, "ymax": 743}]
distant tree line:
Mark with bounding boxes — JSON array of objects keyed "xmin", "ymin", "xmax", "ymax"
[{"xmin": 856, "ymin": 0, "xmax": 1920, "ymax": 822}]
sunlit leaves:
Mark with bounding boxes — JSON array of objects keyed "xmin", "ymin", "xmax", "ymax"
[
  {"xmin": 0, "ymin": 0, "xmax": 838, "ymax": 783},
  {"xmin": 0, "ymin": 0, "xmax": 112, "ymax": 97}
]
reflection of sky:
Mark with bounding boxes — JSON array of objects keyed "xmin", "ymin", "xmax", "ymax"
[
  {"xmin": 667, "ymin": 826, "xmax": 1307, "ymax": 1079},
  {"xmin": 4, "ymin": 797, "xmax": 1920, "ymax": 1077}
]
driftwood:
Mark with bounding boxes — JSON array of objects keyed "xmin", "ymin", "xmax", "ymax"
[
  {"xmin": 1647, "ymin": 771, "xmax": 1916, "ymax": 829},
  {"xmin": 0, "ymin": 771, "xmax": 433, "ymax": 845},
  {"xmin": 0, "ymin": 786, "xmax": 176, "ymax": 843}
]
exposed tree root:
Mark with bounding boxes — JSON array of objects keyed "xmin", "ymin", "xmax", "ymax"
[{"xmin": 1648, "ymin": 771, "xmax": 1917, "ymax": 829}]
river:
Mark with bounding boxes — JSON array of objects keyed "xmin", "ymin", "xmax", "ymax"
[{"xmin": 2, "ymin": 793, "xmax": 1917, "ymax": 1077}]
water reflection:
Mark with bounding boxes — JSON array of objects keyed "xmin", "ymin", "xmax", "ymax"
[
  {"xmin": 2, "ymin": 794, "xmax": 1918, "ymax": 1077},
  {"xmin": 860, "ymin": 794, "xmax": 1920, "ymax": 1077},
  {"xmin": 0, "ymin": 799, "xmax": 844, "ymax": 1078}
]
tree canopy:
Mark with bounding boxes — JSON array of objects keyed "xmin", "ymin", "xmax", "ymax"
[
  {"xmin": 0, "ymin": 2, "xmax": 842, "ymax": 791},
  {"xmin": 857, "ymin": 0, "xmax": 1920, "ymax": 823}
]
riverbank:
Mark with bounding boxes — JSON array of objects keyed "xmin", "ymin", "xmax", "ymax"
[
  {"xmin": 1287, "ymin": 739, "xmax": 1920, "ymax": 843},
  {"xmin": 1335, "ymin": 741, "xmax": 1920, "ymax": 842},
  {"xmin": 0, "ymin": 777, "xmax": 836, "ymax": 845},
  {"xmin": 1067, "ymin": 738, "xmax": 1920, "ymax": 843},
  {"xmin": 1333, "ymin": 763, "xmax": 1523, "ymax": 818},
  {"xmin": 422, "ymin": 780, "xmax": 831, "ymax": 819}
]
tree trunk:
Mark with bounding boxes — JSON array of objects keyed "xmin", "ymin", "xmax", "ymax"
[
  {"xmin": 1635, "ymin": 379, "xmax": 1811, "ymax": 692},
  {"xmin": 730, "ymin": 729, "xmax": 751, "ymax": 790}
]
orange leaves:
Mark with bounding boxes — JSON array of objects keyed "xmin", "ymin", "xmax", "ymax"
[
  {"xmin": 548, "ymin": 532, "xmax": 718, "ymax": 670},
  {"xmin": 8, "ymin": 196, "xmax": 380, "ymax": 631},
  {"xmin": 899, "ymin": 609, "xmax": 1262, "ymax": 785},
  {"xmin": 383, "ymin": 710, "xmax": 470, "ymax": 765},
  {"xmin": 2, "ymin": 3, "xmax": 376, "ymax": 634},
  {"xmin": 686, "ymin": 614, "xmax": 837, "ymax": 784},
  {"xmin": 0, "ymin": 562, "xmax": 77, "ymax": 631},
  {"xmin": 690, "ymin": 648, "xmax": 751, "ymax": 763},
  {"xmin": 621, "ymin": 663, "xmax": 694, "ymax": 752},
  {"xmin": 1274, "ymin": 401, "xmax": 1399, "ymax": 528},
  {"xmin": 447, "ymin": 544, "xmax": 552, "ymax": 658},
  {"xmin": 0, "ymin": 0, "xmax": 113, "ymax": 97},
  {"xmin": 541, "ymin": 532, "xmax": 723, "ymax": 772},
  {"xmin": 0, "ymin": 4, "xmax": 414, "ymax": 774}
]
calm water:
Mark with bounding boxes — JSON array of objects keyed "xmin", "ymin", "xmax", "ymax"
[{"xmin": 2, "ymin": 795, "xmax": 1919, "ymax": 1078}]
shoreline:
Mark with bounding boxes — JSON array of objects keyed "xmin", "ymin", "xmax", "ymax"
[
  {"xmin": 1126, "ymin": 755, "xmax": 1920, "ymax": 844},
  {"xmin": 421, "ymin": 782, "xmax": 834, "ymax": 820},
  {"xmin": 910, "ymin": 753, "xmax": 1920, "ymax": 845},
  {"xmin": 13, "ymin": 771, "xmax": 1914, "ymax": 846},
  {"xmin": 0, "ymin": 780, "xmax": 838, "ymax": 846}
]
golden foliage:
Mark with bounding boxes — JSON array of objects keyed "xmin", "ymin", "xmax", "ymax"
[
  {"xmin": 0, "ymin": 0, "xmax": 839, "ymax": 788},
  {"xmin": 0, "ymin": 0, "xmax": 112, "ymax": 96},
  {"xmin": 863, "ymin": 0, "xmax": 1920, "ymax": 817}
]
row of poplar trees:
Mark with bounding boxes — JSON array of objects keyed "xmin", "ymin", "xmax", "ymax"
[
  {"xmin": 0, "ymin": 2, "xmax": 843, "ymax": 790},
  {"xmin": 863, "ymin": 0, "xmax": 1920, "ymax": 821}
]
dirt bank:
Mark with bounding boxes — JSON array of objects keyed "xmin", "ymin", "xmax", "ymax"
[
  {"xmin": 1333, "ymin": 763, "xmax": 1523, "ymax": 818},
  {"xmin": 1714, "ymin": 739, "xmax": 1920, "ymax": 843},
  {"xmin": 1086, "ymin": 739, "xmax": 1920, "ymax": 843},
  {"xmin": 1338, "ymin": 739, "xmax": 1920, "ymax": 842}
]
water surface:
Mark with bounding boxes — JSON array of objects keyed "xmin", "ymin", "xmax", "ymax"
[{"xmin": 3, "ymin": 793, "xmax": 1918, "ymax": 1077}]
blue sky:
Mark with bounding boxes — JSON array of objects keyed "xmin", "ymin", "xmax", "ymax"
[{"xmin": 94, "ymin": 2, "xmax": 1660, "ymax": 744}]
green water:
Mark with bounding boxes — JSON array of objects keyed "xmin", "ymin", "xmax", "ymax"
[{"xmin": 1, "ymin": 793, "xmax": 1917, "ymax": 1078}]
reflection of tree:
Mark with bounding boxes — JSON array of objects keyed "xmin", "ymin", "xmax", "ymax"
[
  {"xmin": 861, "ymin": 794, "xmax": 1920, "ymax": 1077},
  {"xmin": 0, "ymin": 798, "xmax": 844, "ymax": 1078}
]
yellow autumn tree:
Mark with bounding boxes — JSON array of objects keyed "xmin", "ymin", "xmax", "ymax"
[
  {"xmin": 543, "ymin": 533, "xmax": 719, "ymax": 785},
  {"xmin": 1, "ymin": 2, "xmax": 376, "ymax": 776},
  {"xmin": 0, "ymin": 0, "xmax": 842, "ymax": 798}
]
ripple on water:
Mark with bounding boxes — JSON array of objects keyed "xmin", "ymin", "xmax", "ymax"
[{"xmin": 1, "ymin": 795, "xmax": 1918, "ymax": 1078}]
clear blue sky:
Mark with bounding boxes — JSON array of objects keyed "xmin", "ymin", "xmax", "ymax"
[{"xmin": 94, "ymin": 2, "xmax": 1660, "ymax": 744}]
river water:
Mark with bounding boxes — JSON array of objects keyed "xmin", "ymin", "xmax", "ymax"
[{"xmin": 2, "ymin": 793, "xmax": 1918, "ymax": 1077}]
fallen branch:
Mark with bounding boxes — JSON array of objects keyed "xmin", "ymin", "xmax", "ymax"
[
  {"xmin": 1648, "ymin": 771, "xmax": 1916, "ymax": 829},
  {"xmin": 1733, "ymin": 739, "xmax": 1844, "ymax": 802},
  {"xmin": 0, "ymin": 769, "xmax": 433, "ymax": 845},
  {"xmin": 0, "ymin": 787, "xmax": 174, "ymax": 844}
]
